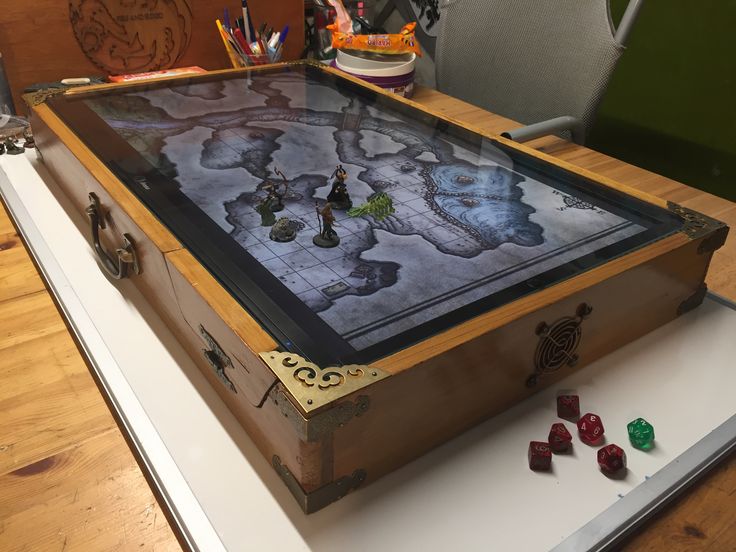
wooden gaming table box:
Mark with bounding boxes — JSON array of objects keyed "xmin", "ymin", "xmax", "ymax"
[{"xmin": 27, "ymin": 62, "xmax": 728, "ymax": 513}]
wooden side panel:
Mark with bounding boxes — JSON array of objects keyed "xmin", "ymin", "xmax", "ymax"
[
  {"xmin": 165, "ymin": 249, "xmax": 277, "ymax": 407},
  {"xmin": 31, "ymin": 107, "xmax": 182, "ymax": 332},
  {"xmin": 165, "ymin": 249, "xmax": 330, "ymax": 492},
  {"xmin": 330, "ymin": 239, "xmax": 712, "ymax": 486}
]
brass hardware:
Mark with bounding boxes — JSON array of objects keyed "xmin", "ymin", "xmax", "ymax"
[
  {"xmin": 668, "ymin": 202, "xmax": 729, "ymax": 246},
  {"xmin": 199, "ymin": 325, "xmax": 236, "ymax": 393},
  {"xmin": 272, "ymin": 456, "xmax": 366, "ymax": 514},
  {"xmin": 85, "ymin": 193, "xmax": 140, "ymax": 279},
  {"xmin": 677, "ymin": 283, "xmax": 708, "ymax": 316},
  {"xmin": 527, "ymin": 303, "xmax": 592, "ymax": 388},
  {"xmin": 23, "ymin": 88, "xmax": 68, "ymax": 108},
  {"xmin": 270, "ymin": 387, "xmax": 370, "ymax": 441},
  {"xmin": 259, "ymin": 351, "xmax": 389, "ymax": 415}
]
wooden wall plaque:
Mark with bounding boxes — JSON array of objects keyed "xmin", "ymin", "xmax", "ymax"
[
  {"xmin": 0, "ymin": 0, "xmax": 304, "ymax": 114},
  {"xmin": 68, "ymin": 0, "xmax": 194, "ymax": 75}
]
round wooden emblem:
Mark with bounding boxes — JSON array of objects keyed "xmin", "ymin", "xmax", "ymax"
[{"xmin": 69, "ymin": 0, "xmax": 193, "ymax": 75}]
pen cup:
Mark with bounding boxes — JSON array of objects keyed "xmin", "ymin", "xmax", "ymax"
[{"xmin": 244, "ymin": 46, "xmax": 282, "ymax": 66}]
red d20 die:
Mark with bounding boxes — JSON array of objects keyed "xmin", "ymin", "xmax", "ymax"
[
  {"xmin": 597, "ymin": 444, "xmax": 627, "ymax": 474},
  {"xmin": 577, "ymin": 413, "xmax": 605, "ymax": 445},
  {"xmin": 528, "ymin": 441, "xmax": 552, "ymax": 471},
  {"xmin": 557, "ymin": 395, "xmax": 580, "ymax": 419},
  {"xmin": 548, "ymin": 423, "xmax": 573, "ymax": 452}
]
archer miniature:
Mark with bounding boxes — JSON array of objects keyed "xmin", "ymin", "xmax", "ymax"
[
  {"xmin": 313, "ymin": 201, "xmax": 340, "ymax": 248},
  {"xmin": 262, "ymin": 167, "xmax": 289, "ymax": 212},
  {"xmin": 326, "ymin": 165, "xmax": 352, "ymax": 210}
]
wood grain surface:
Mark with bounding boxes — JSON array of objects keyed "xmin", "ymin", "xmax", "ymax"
[
  {"xmin": 0, "ymin": 1, "xmax": 305, "ymax": 115},
  {"xmin": 0, "ymin": 203, "xmax": 180, "ymax": 551},
  {"xmin": 0, "ymin": 83, "xmax": 733, "ymax": 550},
  {"xmin": 412, "ymin": 86, "xmax": 736, "ymax": 551}
]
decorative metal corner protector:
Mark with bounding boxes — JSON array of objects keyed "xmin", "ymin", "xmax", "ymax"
[
  {"xmin": 668, "ymin": 202, "xmax": 729, "ymax": 252},
  {"xmin": 23, "ymin": 88, "xmax": 68, "ymax": 108},
  {"xmin": 272, "ymin": 455, "xmax": 366, "ymax": 514},
  {"xmin": 678, "ymin": 283, "xmax": 708, "ymax": 316},
  {"xmin": 259, "ymin": 351, "xmax": 389, "ymax": 415},
  {"xmin": 270, "ymin": 387, "xmax": 371, "ymax": 442}
]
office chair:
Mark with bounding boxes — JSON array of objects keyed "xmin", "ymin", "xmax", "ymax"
[{"xmin": 435, "ymin": 0, "xmax": 644, "ymax": 144}]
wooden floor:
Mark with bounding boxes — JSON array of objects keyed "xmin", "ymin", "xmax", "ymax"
[
  {"xmin": 0, "ymin": 86, "xmax": 734, "ymax": 551},
  {"xmin": 0, "ymin": 204, "xmax": 180, "ymax": 550}
]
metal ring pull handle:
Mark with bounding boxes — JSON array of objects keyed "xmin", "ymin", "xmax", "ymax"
[{"xmin": 85, "ymin": 192, "xmax": 140, "ymax": 279}]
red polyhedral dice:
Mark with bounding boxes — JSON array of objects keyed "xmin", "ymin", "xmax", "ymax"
[
  {"xmin": 548, "ymin": 423, "xmax": 573, "ymax": 452},
  {"xmin": 577, "ymin": 413, "xmax": 605, "ymax": 445},
  {"xmin": 557, "ymin": 395, "xmax": 580, "ymax": 419},
  {"xmin": 597, "ymin": 444, "xmax": 627, "ymax": 474},
  {"xmin": 528, "ymin": 441, "xmax": 552, "ymax": 471}
]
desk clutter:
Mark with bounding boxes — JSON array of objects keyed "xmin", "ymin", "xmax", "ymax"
[
  {"xmin": 315, "ymin": 0, "xmax": 420, "ymax": 97},
  {"xmin": 217, "ymin": 2, "xmax": 290, "ymax": 66}
]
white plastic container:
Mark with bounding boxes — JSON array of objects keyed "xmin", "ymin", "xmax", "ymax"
[{"xmin": 333, "ymin": 50, "xmax": 416, "ymax": 97}]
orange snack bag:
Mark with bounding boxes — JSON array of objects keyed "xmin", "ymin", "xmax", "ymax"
[{"xmin": 328, "ymin": 22, "xmax": 422, "ymax": 57}]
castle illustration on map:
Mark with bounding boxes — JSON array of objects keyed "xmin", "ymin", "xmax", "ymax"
[{"xmin": 85, "ymin": 67, "xmax": 644, "ymax": 350}]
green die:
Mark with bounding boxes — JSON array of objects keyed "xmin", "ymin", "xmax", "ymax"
[{"xmin": 627, "ymin": 418, "xmax": 655, "ymax": 450}]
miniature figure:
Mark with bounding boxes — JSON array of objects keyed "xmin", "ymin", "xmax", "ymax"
[
  {"xmin": 348, "ymin": 192, "xmax": 395, "ymax": 222},
  {"xmin": 255, "ymin": 168, "xmax": 290, "ymax": 225},
  {"xmin": 256, "ymin": 194, "xmax": 277, "ymax": 226},
  {"xmin": 313, "ymin": 202, "xmax": 340, "ymax": 248},
  {"xmin": 23, "ymin": 130, "xmax": 35, "ymax": 149},
  {"xmin": 262, "ymin": 167, "xmax": 289, "ymax": 212},
  {"xmin": 262, "ymin": 182, "xmax": 284, "ymax": 212},
  {"xmin": 4, "ymin": 138, "xmax": 23, "ymax": 155},
  {"xmin": 270, "ymin": 217, "xmax": 297, "ymax": 242},
  {"xmin": 327, "ymin": 165, "xmax": 352, "ymax": 210}
]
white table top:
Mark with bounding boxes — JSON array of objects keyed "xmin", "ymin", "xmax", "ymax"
[{"xmin": 2, "ymin": 150, "xmax": 735, "ymax": 551}]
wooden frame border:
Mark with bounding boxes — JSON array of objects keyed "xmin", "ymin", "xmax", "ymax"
[{"xmin": 30, "ymin": 61, "xmax": 707, "ymax": 415}]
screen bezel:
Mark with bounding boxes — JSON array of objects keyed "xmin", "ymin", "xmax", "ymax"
[{"xmin": 46, "ymin": 62, "xmax": 683, "ymax": 366}]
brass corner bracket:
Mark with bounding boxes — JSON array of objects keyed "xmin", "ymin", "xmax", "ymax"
[
  {"xmin": 668, "ymin": 202, "xmax": 729, "ymax": 253},
  {"xmin": 259, "ymin": 351, "xmax": 389, "ymax": 415},
  {"xmin": 23, "ymin": 88, "xmax": 68, "ymax": 108},
  {"xmin": 272, "ymin": 456, "xmax": 366, "ymax": 514}
]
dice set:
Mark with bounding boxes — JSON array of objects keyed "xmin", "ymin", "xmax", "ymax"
[
  {"xmin": 597, "ymin": 444, "xmax": 627, "ymax": 474},
  {"xmin": 548, "ymin": 423, "xmax": 572, "ymax": 453},
  {"xmin": 627, "ymin": 417, "xmax": 655, "ymax": 450},
  {"xmin": 577, "ymin": 412, "xmax": 605, "ymax": 445},
  {"xmin": 528, "ymin": 394, "xmax": 654, "ymax": 476},
  {"xmin": 528, "ymin": 441, "xmax": 552, "ymax": 471}
]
